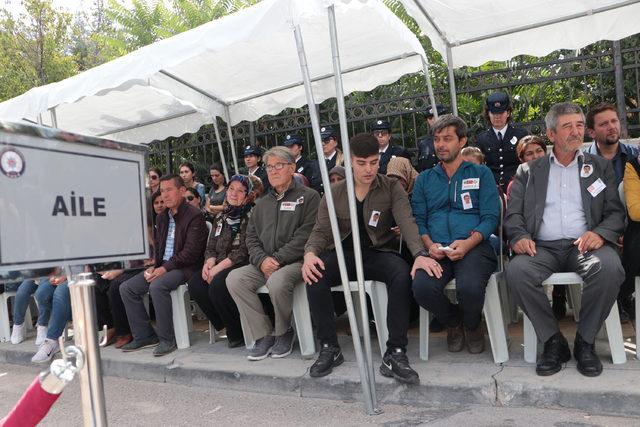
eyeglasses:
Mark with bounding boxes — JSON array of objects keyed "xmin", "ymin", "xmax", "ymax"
[
  {"xmin": 149, "ymin": 175, "xmax": 159, "ymax": 180},
  {"xmin": 186, "ymin": 195, "xmax": 196, "ymax": 201},
  {"xmin": 373, "ymin": 130, "xmax": 389, "ymax": 137},
  {"xmin": 265, "ymin": 162, "xmax": 291, "ymax": 172},
  {"xmin": 321, "ymin": 138, "xmax": 333, "ymax": 145}
]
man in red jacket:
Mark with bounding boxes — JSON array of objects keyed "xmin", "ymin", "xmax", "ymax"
[{"xmin": 120, "ymin": 174, "xmax": 208, "ymax": 356}]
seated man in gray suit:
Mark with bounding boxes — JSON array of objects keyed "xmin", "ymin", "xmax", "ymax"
[{"xmin": 505, "ymin": 102, "xmax": 625, "ymax": 377}]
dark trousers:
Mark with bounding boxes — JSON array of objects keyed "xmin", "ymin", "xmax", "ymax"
[
  {"xmin": 187, "ymin": 266, "xmax": 244, "ymax": 342},
  {"xmin": 105, "ymin": 271, "xmax": 138, "ymax": 336},
  {"xmin": 506, "ymin": 240, "xmax": 623, "ymax": 343},
  {"xmin": 120, "ymin": 269, "xmax": 186, "ymax": 343},
  {"xmin": 412, "ymin": 241, "xmax": 496, "ymax": 330},
  {"xmin": 306, "ymin": 248, "xmax": 412, "ymax": 351}
]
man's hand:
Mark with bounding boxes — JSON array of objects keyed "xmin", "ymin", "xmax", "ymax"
[
  {"xmin": 574, "ymin": 231, "xmax": 604, "ymax": 254},
  {"xmin": 446, "ymin": 239, "xmax": 474, "ymax": 261},
  {"xmin": 428, "ymin": 243, "xmax": 446, "ymax": 260},
  {"xmin": 49, "ymin": 275, "xmax": 67, "ymax": 286},
  {"xmin": 302, "ymin": 252, "xmax": 325, "ymax": 284},
  {"xmin": 145, "ymin": 266, "xmax": 167, "ymax": 282},
  {"xmin": 260, "ymin": 257, "xmax": 280, "ymax": 280},
  {"xmin": 411, "ymin": 255, "xmax": 443, "ymax": 279},
  {"xmin": 512, "ymin": 238, "xmax": 537, "ymax": 257}
]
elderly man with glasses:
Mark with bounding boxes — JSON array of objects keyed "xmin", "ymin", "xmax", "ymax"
[{"xmin": 227, "ymin": 147, "xmax": 320, "ymax": 361}]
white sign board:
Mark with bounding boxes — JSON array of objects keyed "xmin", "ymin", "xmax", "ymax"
[{"xmin": 0, "ymin": 122, "xmax": 150, "ymax": 270}]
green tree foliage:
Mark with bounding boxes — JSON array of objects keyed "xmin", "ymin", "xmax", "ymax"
[{"xmin": 0, "ymin": 0, "xmax": 77, "ymax": 101}]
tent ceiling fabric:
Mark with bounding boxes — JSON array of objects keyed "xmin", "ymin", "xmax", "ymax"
[
  {"xmin": 399, "ymin": 0, "xmax": 640, "ymax": 68},
  {"xmin": 0, "ymin": 0, "xmax": 426, "ymax": 145}
]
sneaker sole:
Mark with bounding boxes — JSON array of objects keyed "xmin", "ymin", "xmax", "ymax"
[
  {"xmin": 271, "ymin": 336, "xmax": 296, "ymax": 359},
  {"xmin": 379, "ymin": 364, "xmax": 420, "ymax": 385},
  {"xmin": 122, "ymin": 342, "xmax": 159, "ymax": 352},
  {"xmin": 309, "ymin": 355, "xmax": 344, "ymax": 378},
  {"xmin": 247, "ymin": 345, "xmax": 274, "ymax": 361}
]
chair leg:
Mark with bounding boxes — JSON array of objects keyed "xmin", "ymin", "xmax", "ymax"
[
  {"xmin": 604, "ymin": 301, "xmax": 626, "ymax": 364},
  {"xmin": 419, "ymin": 307, "xmax": 429, "ymax": 361},
  {"xmin": 171, "ymin": 284, "xmax": 191, "ymax": 349},
  {"xmin": 292, "ymin": 283, "xmax": 315, "ymax": 359},
  {"xmin": 209, "ymin": 321, "xmax": 216, "ymax": 344},
  {"xmin": 567, "ymin": 283, "xmax": 582, "ymax": 322},
  {"xmin": 523, "ymin": 314, "xmax": 537, "ymax": 363},
  {"xmin": 497, "ymin": 272, "xmax": 513, "ymax": 324},
  {"xmin": 0, "ymin": 293, "xmax": 11, "ymax": 342},
  {"xmin": 367, "ymin": 281, "xmax": 388, "ymax": 358},
  {"xmin": 483, "ymin": 273, "xmax": 509, "ymax": 363}
]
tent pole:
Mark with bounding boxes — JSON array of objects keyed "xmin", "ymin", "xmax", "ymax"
[
  {"xmin": 293, "ymin": 23, "xmax": 377, "ymax": 416},
  {"xmin": 223, "ymin": 107, "xmax": 239, "ymax": 174},
  {"xmin": 212, "ymin": 117, "xmax": 230, "ymax": 181},
  {"xmin": 327, "ymin": 5, "xmax": 380, "ymax": 411},
  {"xmin": 421, "ymin": 57, "xmax": 438, "ymax": 119},
  {"xmin": 446, "ymin": 45, "xmax": 458, "ymax": 115},
  {"xmin": 49, "ymin": 108, "xmax": 58, "ymax": 128}
]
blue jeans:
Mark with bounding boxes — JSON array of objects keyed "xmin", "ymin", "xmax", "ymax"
[
  {"xmin": 6, "ymin": 280, "xmax": 41, "ymax": 325},
  {"xmin": 35, "ymin": 280, "xmax": 71, "ymax": 340}
]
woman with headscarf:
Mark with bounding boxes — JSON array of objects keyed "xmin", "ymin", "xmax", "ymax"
[
  {"xmin": 187, "ymin": 175, "xmax": 256, "ymax": 348},
  {"xmin": 386, "ymin": 156, "xmax": 419, "ymax": 196}
]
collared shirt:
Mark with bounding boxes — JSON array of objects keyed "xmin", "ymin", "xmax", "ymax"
[
  {"xmin": 324, "ymin": 151, "xmax": 336, "ymax": 161},
  {"xmin": 379, "ymin": 144, "xmax": 389, "ymax": 154},
  {"xmin": 537, "ymin": 151, "xmax": 588, "ymax": 241},
  {"xmin": 248, "ymin": 166, "xmax": 259, "ymax": 176},
  {"xmin": 162, "ymin": 211, "xmax": 176, "ymax": 261},
  {"xmin": 295, "ymin": 155, "xmax": 302, "ymax": 163},
  {"xmin": 493, "ymin": 125, "xmax": 508, "ymax": 140}
]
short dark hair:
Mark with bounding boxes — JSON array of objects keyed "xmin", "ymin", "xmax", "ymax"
[
  {"xmin": 432, "ymin": 114, "xmax": 468, "ymax": 140},
  {"xmin": 350, "ymin": 133, "xmax": 379, "ymax": 157},
  {"xmin": 179, "ymin": 162, "xmax": 196, "ymax": 173},
  {"xmin": 149, "ymin": 167, "xmax": 163, "ymax": 177},
  {"xmin": 185, "ymin": 187, "xmax": 200, "ymax": 199},
  {"xmin": 586, "ymin": 102, "xmax": 618, "ymax": 130},
  {"xmin": 150, "ymin": 190, "xmax": 162, "ymax": 205},
  {"xmin": 160, "ymin": 174, "xmax": 185, "ymax": 189},
  {"xmin": 482, "ymin": 103, "xmax": 513, "ymax": 123}
]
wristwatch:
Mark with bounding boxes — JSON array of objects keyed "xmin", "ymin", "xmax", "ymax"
[{"xmin": 415, "ymin": 250, "xmax": 429, "ymax": 259}]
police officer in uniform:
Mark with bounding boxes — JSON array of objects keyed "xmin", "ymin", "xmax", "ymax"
[
  {"xmin": 282, "ymin": 133, "xmax": 321, "ymax": 193},
  {"xmin": 476, "ymin": 92, "xmax": 528, "ymax": 191},
  {"xmin": 371, "ymin": 119, "xmax": 412, "ymax": 175},
  {"xmin": 416, "ymin": 105, "xmax": 448, "ymax": 172},
  {"xmin": 243, "ymin": 145, "xmax": 270, "ymax": 194}
]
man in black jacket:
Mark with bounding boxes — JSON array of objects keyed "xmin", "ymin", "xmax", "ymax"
[
  {"xmin": 476, "ymin": 92, "xmax": 528, "ymax": 191},
  {"xmin": 416, "ymin": 105, "xmax": 448, "ymax": 172},
  {"xmin": 371, "ymin": 119, "xmax": 412, "ymax": 174},
  {"xmin": 120, "ymin": 174, "xmax": 207, "ymax": 357},
  {"xmin": 282, "ymin": 133, "xmax": 321, "ymax": 193}
]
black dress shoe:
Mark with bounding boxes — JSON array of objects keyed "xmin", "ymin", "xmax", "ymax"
[
  {"xmin": 536, "ymin": 332, "xmax": 571, "ymax": 376},
  {"xmin": 227, "ymin": 337, "xmax": 245, "ymax": 349},
  {"xmin": 574, "ymin": 333, "xmax": 602, "ymax": 377}
]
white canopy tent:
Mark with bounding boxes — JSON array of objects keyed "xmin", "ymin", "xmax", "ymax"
[
  {"xmin": 0, "ymin": 0, "xmax": 438, "ymax": 414},
  {"xmin": 398, "ymin": 0, "xmax": 640, "ymax": 113},
  {"xmin": 0, "ymin": 0, "xmax": 433, "ymax": 169}
]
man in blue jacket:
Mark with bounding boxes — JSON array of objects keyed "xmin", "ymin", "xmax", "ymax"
[{"xmin": 411, "ymin": 115, "xmax": 500, "ymax": 354}]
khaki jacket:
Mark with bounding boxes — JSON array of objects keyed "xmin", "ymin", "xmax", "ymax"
[{"xmin": 305, "ymin": 174, "xmax": 423, "ymax": 257}]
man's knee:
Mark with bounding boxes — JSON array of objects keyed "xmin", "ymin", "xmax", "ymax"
[
  {"xmin": 266, "ymin": 277, "xmax": 295, "ymax": 299},
  {"xmin": 225, "ymin": 268, "xmax": 246, "ymax": 296},
  {"xmin": 505, "ymin": 255, "xmax": 536, "ymax": 291},
  {"xmin": 582, "ymin": 247, "xmax": 624, "ymax": 290},
  {"xmin": 412, "ymin": 271, "xmax": 441, "ymax": 304}
]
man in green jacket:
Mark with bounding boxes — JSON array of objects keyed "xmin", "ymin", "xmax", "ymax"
[
  {"xmin": 302, "ymin": 133, "xmax": 433, "ymax": 384},
  {"xmin": 227, "ymin": 147, "xmax": 320, "ymax": 361}
]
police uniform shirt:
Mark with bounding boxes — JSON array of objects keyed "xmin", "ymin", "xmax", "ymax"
[
  {"xmin": 417, "ymin": 135, "xmax": 438, "ymax": 172},
  {"xmin": 379, "ymin": 144, "xmax": 412, "ymax": 175},
  {"xmin": 476, "ymin": 124, "xmax": 528, "ymax": 190},
  {"xmin": 325, "ymin": 151, "xmax": 338, "ymax": 171}
]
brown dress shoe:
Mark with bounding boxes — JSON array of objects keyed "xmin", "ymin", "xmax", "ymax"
[
  {"xmin": 114, "ymin": 334, "xmax": 133, "ymax": 349},
  {"xmin": 465, "ymin": 326, "xmax": 485, "ymax": 354},
  {"xmin": 104, "ymin": 328, "xmax": 117, "ymax": 347},
  {"xmin": 447, "ymin": 323, "xmax": 465, "ymax": 352}
]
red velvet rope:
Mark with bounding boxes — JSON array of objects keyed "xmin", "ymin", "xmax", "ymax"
[{"xmin": 0, "ymin": 376, "xmax": 62, "ymax": 427}]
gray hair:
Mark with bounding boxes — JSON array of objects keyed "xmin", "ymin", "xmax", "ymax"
[
  {"xmin": 545, "ymin": 102, "xmax": 584, "ymax": 131},
  {"xmin": 432, "ymin": 114, "xmax": 468, "ymax": 139},
  {"xmin": 263, "ymin": 146, "xmax": 295, "ymax": 165}
]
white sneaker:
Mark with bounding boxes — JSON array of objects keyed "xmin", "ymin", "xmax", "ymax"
[
  {"xmin": 10, "ymin": 323, "xmax": 25, "ymax": 344},
  {"xmin": 31, "ymin": 338, "xmax": 60, "ymax": 364},
  {"xmin": 35, "ymin": 325, "xmax": 48, "ymax": 346}
]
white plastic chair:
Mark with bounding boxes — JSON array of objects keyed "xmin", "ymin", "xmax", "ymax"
[
  {"xmin": 418, "ymin": 272, "xmax": 510, "ymax": 363},
  {"xmin": 522, "ymin": 272, "xmax": 626, "ymax": 364},
  {"xmin": 238, "ymin": 282, "xmax": 315, "ymax": 359},
  {"xmin": 0, "ymin": 291, "xmax": 34, "ymax": 342},
  {"xmin": 142, "ymin": 283, "xmax": 193, "ymax": 349},
  {"xmin": 332, "ymin": 280, "xmax": 389, "ymax": 358}
]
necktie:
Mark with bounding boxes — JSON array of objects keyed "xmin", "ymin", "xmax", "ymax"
[{"xmin": 497, "ymin": 132, "xmax": 503, "ymax": 142}]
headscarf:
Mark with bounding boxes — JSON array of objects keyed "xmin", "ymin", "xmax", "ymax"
[
  {"xmin": 386, "ymin": 156, "xmax": 419, "ymax": 194},
  {"xmin": 223, "ymin": 175, "xmax": 252, "ymax": 235}
]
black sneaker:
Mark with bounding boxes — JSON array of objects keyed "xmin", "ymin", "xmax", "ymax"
[
  {"xmin": 310, "ymin": 343, "xmax": 344, "ymax": 378},
  {"xmin": 380, "ymin": 348, "xmax": 419, "ymax": 385},
  {"xmin": 121, "ymin": 335, "xmax": 159, "ymax": 352}
]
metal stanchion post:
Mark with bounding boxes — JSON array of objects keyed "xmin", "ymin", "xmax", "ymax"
[
  {"xmin": 421, "ymin": 57, "xmax": 439, "ymax": 119},
  {"xmin": 66, "ymin": 270, "xmax": 108, "ymax": 427},
  {"xmin": 212, "ymin": 118, "xmax": 230, "ymax": 181},
  {"xmin": 293, "ymin": 23, "xmax": 378, "ymax": 415},
  {"xmin": 224, "ymin": 107, "xmax": 239, "ymax": 174}
]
